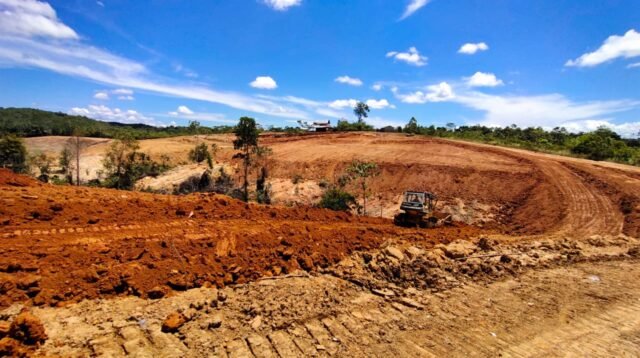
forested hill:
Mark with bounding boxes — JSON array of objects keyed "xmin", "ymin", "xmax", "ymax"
[{"xmin": 0, "ymin": 107, "xmax": 233, "ymax": 139}]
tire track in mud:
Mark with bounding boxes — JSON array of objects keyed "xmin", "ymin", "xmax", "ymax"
[{"xmin": 444, "ymin": 139, "xmax": 627, "ymax": 238}]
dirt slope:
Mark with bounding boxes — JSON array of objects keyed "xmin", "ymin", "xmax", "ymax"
[{"xmin": 25, "ymin": 132, "xmax": 639, "ymax": 237}]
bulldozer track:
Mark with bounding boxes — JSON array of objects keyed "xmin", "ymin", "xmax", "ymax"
[
  {"xmin": 32, "ymin": 259, "xmax": 640, "ymax": 357},
  {"xmin": 533, "ymin": 159, "xmax": 624, "ymax": 238}
]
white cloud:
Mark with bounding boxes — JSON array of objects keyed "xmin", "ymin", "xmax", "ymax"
[
  {"xmin": 112, "ymin": 88, "xmax": 133, "ymax": 95},
  {"xmin": 371, "ymin": 84, "xmax": 383, "ymax": 91},
  {"xmin": 177, "ymin": 105, "xmax": 193, "ymax": 115},
  {"xmin": 386, "ymin": 47, "xmax": 428, "ymax": 66},
  {"xmin": 628, "ymin": 62, "xmax": 640, "ymax": 68},
  {"xmin": 399, "ymin": 0, "xmax": 431, "ymax": 20},
  {"xmin": 560, "ymin": 119, "xmax": 640, "ymax": 138},
  {"xmin": 393, "ymin": 82, "xmax": 455, "ymax": 104},
  {"xmin": 465, "ymin": 72, "xmax": 504, "ymax": 87},
  {"xmin": 263, "ymin": 0, "xmax": 301, "ymax": 11},
  {"xmin": 165, "ymin": 108, "xmax": 232, "ymax": 123},
  {"xmin": 250, "ymin": 76, "xmax": 278, "ymax": 90},
  {"xmin": 0, "ymin": 0, "xmax": 78, "ymax": 39},
  {"xmin": 328, "ymin": 99, "xmax": 357, "ymax": 110},
  {"xmin": 0, "ymin": 20, "xmax": 306, "ymax": 119},
  {"xmin": 335, "ymin": 75, "xmax": 363, "ymax": 86},
  {"xmin": 458, "ymin": 42, "xmax": 489, "ymax": 55},
  {"xmin": 93, "ymin": 91, "xmax": 109, "ymax": 100},
  {"xmin": 93, "ymin": 88, "xmax": 134, "ymax": 100},
  {"xmin": 69, "ymin": 104, "xmax": 160, "ymax": 125},
  {"xmin": 454, "ymin": 91, "xmax": 639, "ymax": 132},
  {"xmin": 566, "ymin": 29, "xmax": 640, "ymax": 67},
  {"xmin": 366, "ymin": 99, "xmax": 394, "ymax": 109}
]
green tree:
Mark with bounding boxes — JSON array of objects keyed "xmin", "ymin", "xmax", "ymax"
[
  {"xmin": 353, "ymin": 102, "xmax": 370, "ymax": 123},
  {"xmin": 59, "ymin": 147, "xmax": 73, "ymax": 183},
  {"xmin": 0, "ymin": 135, "xmax": 27, "ymax": 173},
  {"xmin": 346, "ymin": 160, "xmax": 380, "ymax": 216},
  {"xmin": 319, "ymin": 188, "xmax": 356, "ymax": 211},
  {"xmin": 102, "ymin": 135, "xmax": 141, "ymax": 189},
  {"xmin": 404, "ymin": 117, "xmax": 419, "ymax": 134},
  {"xmin": 233, "ymin": 117, "xmax": 259, "ymax": 202},
  {"xmin": 29, "ymin": 152, "xmax": 53, "ymax": 180},
  {"xmin": 188, "ymin": 143, "xmax": 213, "ymax": 168},
  {"xmin": 188, "ymin": 120, "xmax": 201, "ymax": 135},
  {"xmin": 255, "ymin": 146, "xmax": 273, "ymax": 204}
]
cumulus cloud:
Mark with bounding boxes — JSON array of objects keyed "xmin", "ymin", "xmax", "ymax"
[
  {"xmin": 454, "ymin": 91, "xmax": 639, "ymax": 134},
  {"xmin": 263, "ymin": 0, "xmax": 301, "ymax": 11},
  {"xmin": 465, "ymin": 72, "xmax": 504, "ymax": 87},
  {"xmin": 399, "ymin": 0, "xmax": 431, "ymax": 20},
  {"xmin": 0, "ymin": 0, "xmax": 78, "ymax": 39},
  {"xmin": 93, "ymin": 91, "xmax": 109, "ymax": 100},
  {"xmin": 112, "ymin": 88, "xmax": 133, "ymax": 95},
  {"xmin": 393, "ymin": 82, "xmax": 454, "ymax": 104},
  {"xmin": 250, "ymin": 76, "xmax": 278, "ymax": 90},
  {"xmin": 458, "ymin": 42, "xmax": 489, "ymax": 55},
  {"xmin": 386, "ymin": 47, "xmax": 428, "ymax": 66},
  {"xmin": 328, "ymin": 98, "xmax": 394, "ymax": 111},
  {"xmin": 566, "ymin": 29, "xmax": 640, "ymax": 67},
  {"xmin": 69, "ymin": 104, "xmax": 159, "ymax": 125},
  {"xmin": 560, "ymin": 119, "xmax": 640, "ymax": 138},
  {"xmin": 176, "ymin": 105, "xmax": 193, "ymax": 115},
  {"xmin": 366, "ymin": 99, "xmax": 394, "ymax": 109},
  {"xmin": 328, "ymin": 99, "xmax": 357, "ymax": 110},
  {"xmin": 371, "ymin": 84, "xmax": 383, "ymax": 91},
  {"xmin": 335, "ymin": 75, "xmax": 363, "ymax": 86}
]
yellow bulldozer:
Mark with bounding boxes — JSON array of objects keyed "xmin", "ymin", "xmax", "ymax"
[{"xmin": 393, "ymin": 190, "xmax": 452, "ymax": 228}]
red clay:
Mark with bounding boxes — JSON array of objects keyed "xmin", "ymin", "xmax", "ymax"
[{"xmin": 0, "ymin": 170, "xmax": 483, "ymax": 307}]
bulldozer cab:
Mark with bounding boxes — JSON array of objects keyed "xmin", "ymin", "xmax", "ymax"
[{"xmin": 400, "ymin": 191, "xmax": 436, "ymax": 214}]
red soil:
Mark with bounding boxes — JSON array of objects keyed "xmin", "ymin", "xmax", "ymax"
[{"xmin": 0, "ymin": 170, "xmax": 483, "ymax": 308}]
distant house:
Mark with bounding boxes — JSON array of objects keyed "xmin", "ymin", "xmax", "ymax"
[{"xmin": 297, "ymin": 120, "xmax": 333, "ymax": 132}]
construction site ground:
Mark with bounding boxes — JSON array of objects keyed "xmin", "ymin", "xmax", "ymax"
[{"xmin": 2, "ymin": 132, "xmax": 639, "ymax": 356}]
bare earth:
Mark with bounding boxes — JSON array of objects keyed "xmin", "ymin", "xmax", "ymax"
[{"xmin": 3, "ymin": 132, "xmax": 638, "ymax": 357}]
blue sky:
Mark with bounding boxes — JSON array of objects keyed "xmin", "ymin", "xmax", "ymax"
[{"xmin": 0, "ymin": 0, "xmax": 639, "ymax": 136}]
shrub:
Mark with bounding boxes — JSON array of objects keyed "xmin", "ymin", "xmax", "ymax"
[
  {"xmin": 0, "ymin": 135, "xmax": 27, "ymax": 173},
  {"xmin": 319, "ymin": 188, "xmax": 355, "ymax": 211},
  {"xmin": 188, "ymin": 143, "xmax": 213, "ymax": 168}
]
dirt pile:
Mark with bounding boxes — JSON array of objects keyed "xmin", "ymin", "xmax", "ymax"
[
  {"xmin": 6, "ymin": 236, "xmax": 639, "ymax": 357},
  {"xmin": 0, "ymin": 308, "xmax": 47, "ymax": 357},
  {"xmin": 327, "ymin": 234, "xmax": 640, "ymax": 295},
  {"xmin": 0, "ymin": 169, "xmax": 485, "ymax": 308}
]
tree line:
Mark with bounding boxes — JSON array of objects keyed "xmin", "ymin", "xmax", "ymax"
[
  {"xmin": 0, "ymin": 108, "xmax": 235, "ymax": 139},
  {"xmin": 398, "ymin": 117, "xmax": 640, "ymax": 165}
]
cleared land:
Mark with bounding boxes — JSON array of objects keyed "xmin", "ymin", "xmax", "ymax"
[{"xmin": 2, "ymin": 132, "xmax": 639, "ymax": 356}]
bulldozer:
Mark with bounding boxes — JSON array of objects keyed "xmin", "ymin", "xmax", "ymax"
[{"xmin": 393, "ymin": 191, "xmax": 451, "ymax": 228}]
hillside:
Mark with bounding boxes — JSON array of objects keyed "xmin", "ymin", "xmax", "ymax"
[{"xmin": 0, "ymin": 107, "xmax": 233, "ymax": 139}]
